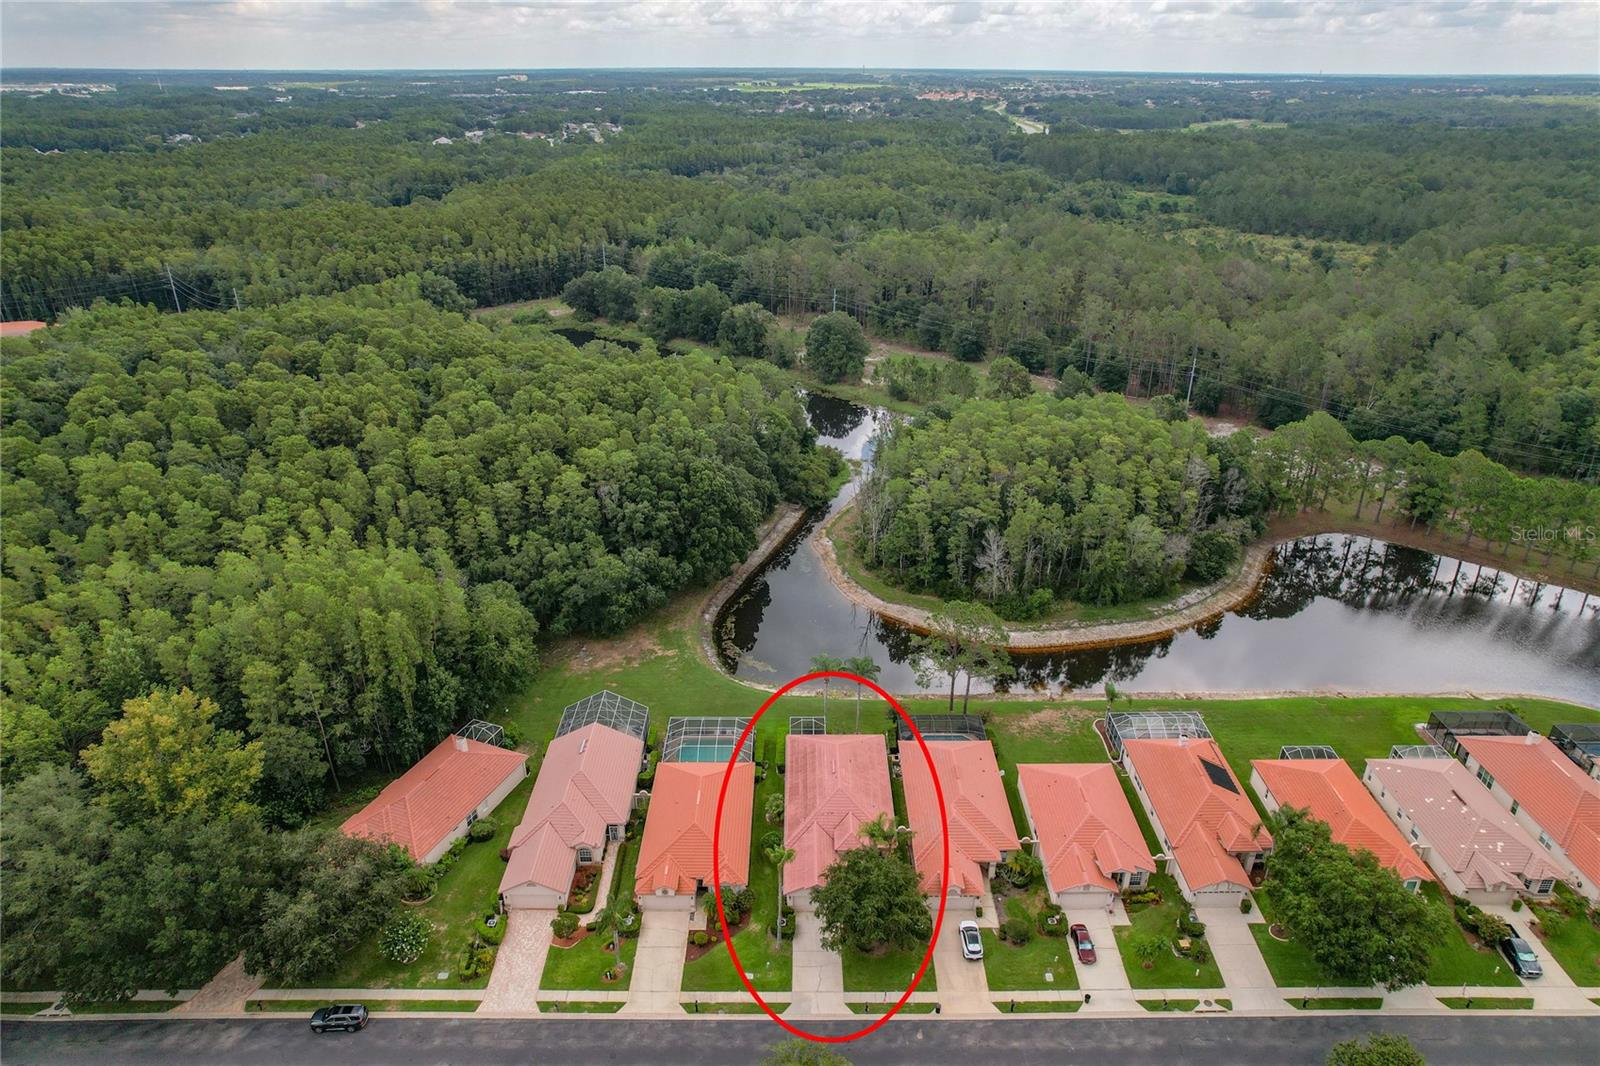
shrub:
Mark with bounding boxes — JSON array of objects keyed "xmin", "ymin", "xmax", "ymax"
[
  {"xmin": 476, "ymin": 917, "xmax": 507, "ymax": 946},
  {"xmin": 1510, "ymin": 898, "xmax": 1523, "ymax": 912},
  {"xmin": 402, "ymin": 865, "xmax": 437, "ymax": 901},
  {"xmin": 552, "ymin": 911, "xmax": 580, "ymax": 939},
  {"xmin": 771, "ymin": 904, "xmax": 796, "ymax": 940},
  {"xmin": 1177, "ymin": 913, "xmax": 1207, "ymax": 940},
  {"xmin": 1039, "ymin": 904, "xmax": 1067, "ymax": 937},
  {"xmin": 468, "ymin": 817, "xmax": 498, "ymax": 843},
  {"xmin": 1239, "ymin": 896, "xmax": 1254, "ymax": 915},
  {"xmin": 1187, "ymin": 941, "xmax": 1212, "ymax": 965},
  {"xmin": 1002, "ymin": 916, "xmax": 1034, "ymax": 945},
  {"xmin": 690, "ymin": 930, "xmax": 711, "ymax": 948},
  {"xmin": 764, "ymin": 793, "xmax": 785, "ymax": 824},
  {"xmin": 1124, "ymin": 890, "xmax": 1160, "ymax": 907},
  {"xmin": 379, "ymin": 914, "xmax": 431, "ymax": 965},
  {"xmin": 1132, "ymin": 934, "xmax": 1170, "ymax": 968}
]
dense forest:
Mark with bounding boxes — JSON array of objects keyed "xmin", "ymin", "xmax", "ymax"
[
  {"xmin": 0, "ymin": 277, "xmax": 833, "ymax": 814},
  {"xmin": 3, "ymin": 72, "xmax": 1596, "ymax": 477}
]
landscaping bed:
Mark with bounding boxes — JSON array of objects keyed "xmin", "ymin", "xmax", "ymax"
[{"xmin": 1113, "ymin": 875, "xmax": 1224, "ymax": 989}]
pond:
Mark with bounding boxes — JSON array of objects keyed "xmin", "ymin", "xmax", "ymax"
[
  {"xmin": 550, "ymin": 326, "xmax": 643, "ymax": 352},
  {"xmin": 716, "ymin": 394, "xmax": 1600, "ymax": 708}
]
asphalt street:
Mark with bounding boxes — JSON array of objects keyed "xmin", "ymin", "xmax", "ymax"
[{"xmin": 5, "ymin": 1015, "xmax": 1599, "ymax": 1066}]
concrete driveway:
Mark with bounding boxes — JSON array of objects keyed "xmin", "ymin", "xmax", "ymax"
[
  {"xmin": 480, "ymin": 910, "xmax": 554, "ymax": 1013},
  {"xmin": 1202, "ymin": 902, "xmax": 1278, "ymax": 1011},
  {"xmin": 1070, "ymin": 906, "xmax": 1133, "ymax": 994},
  {"xmin": 787, "ymin": 910, "xmax": 847, "ymax": 1017},
  {"xmin": 932, "ymin": 919, "xmax": 995, "ymax": 1015},
  {"xmin": 622, "ymin": 908, "xmax": 691, "ymax": 1014}
]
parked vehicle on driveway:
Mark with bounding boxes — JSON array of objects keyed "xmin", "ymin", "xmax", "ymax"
[
  {"xmin": 310, "ymin": 1004, "xmax": 369, "ymax": 1033},
  {"xmin": 1499, "ymin": 928, "xmax": 1543, "ymax": 978},
  {"xmin": 959, "ymin": 919, "xmax": 983, "ymax": 960},
  {"xmin": 1069, "ymin": 923, "xmax": 1097, "ymax": 964}
]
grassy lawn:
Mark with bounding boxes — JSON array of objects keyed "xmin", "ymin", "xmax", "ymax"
[
  {"xmin": 992, "ymin": 1000, "xmax": 1082, "ymax": 1013},
  {"xmin": 683, "ymin": 1001, "xmax": 789, "ymax": 1014},
  {"xmin": 1527, "ymin": 886, "xmax": 1600, "ymax": 986},
  {"xmin": 1139, "ymin": 999, "xmax": 1201, "ymax": 1012},
  {"xmin": 246, "ymin": 999, "xmax": 478, "ymax": 1013},
  {"xmin": 288, "ymin": 773, "xmax": 535, "ymax": 990},
  {"xmin": 979, "ymin": 930, "xmax": 1078, "ymax": 991},
  {"xmin": 2, "ymin": 1000, "xmax": 181, "ymax": 1015},
  {"xmin": 840, "ymin": 947, "xmax": 938, "ymax": 992},
  {"xmin": 1113, "ymin": 874, "xmax": 1224, "ymax": 989},
  {"xmin": 541, "ymin": 930, "xmax": 638, "ymax": 991},
  {"xmin": 1250, "ymin": 891, "xmax": 1331, "ymax": 987},
  {"xmin": 1286, "ymin": 997, "xmax": 1383, "ymax": 1010},
  {"xmin": 1421, "ymin": 885, "xmax": 1522, "ymax": 988},
  {"xmin": 1438, "ymin": 997, "xmax": 1534, "ymax": 1010},
  {"xmin": 680, "ymin": 767, "xmax": 792, "ymax": 993},
  {"xmin": 848, "ymin": 1001, "xmax": 938, "ymax": 1014},
  {"xmin": 537, "ymin": 1000, "xmax": 625, "ymax": 1013}
]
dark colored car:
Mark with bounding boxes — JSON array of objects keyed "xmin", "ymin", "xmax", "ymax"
[
  {"xmin": 1069, "ymin": 923, "xmax": 1097, "ymax": 964},
  {"xmin": 310, "ymin": 1004, "xmax": 369, "ymax": 1033},
  {"xmin": 1499, "ymin": 928, "xmax": 1543, "ymax": 978}
]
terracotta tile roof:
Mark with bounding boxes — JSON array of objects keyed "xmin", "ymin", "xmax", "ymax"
[
  {"xmin": 782, "ymin": 734, "xmax": 893, "ymax": 897},
  {"xmin": 901, "ymin": 740, "xmax": 1019, "ymax": 895},
  {"xmin": 1018, "ymin": 763, "xmax": 1155, "ymax": 895},
  {"xmin": 634, "ymin": 762, "xmax": 754, "ymax": 896},
  {"xmin": 1366, "ymin": 758, "xmax": 1566, "ymax": 892},
  {"xmin": 341, "ymin": 736, "xmax": 526, "ymax": 862},
  {"xmin": 1123, "ymin": 738, "xmax": 1270, "ymax": 892},
  {"xmin": 1458, "ymin": 734, "xmax": 1600, "ymax": 888},
  {"xmin": 0, "ymin": 320, "xmax": 46, "ymax": 337},
  {"xmin": 1252, "ymin": 758, "xmax": 1433, "ymax": 883},
  {"xmin": 500, "ymin": 723, "xmax": 643, "ymax": 896}
]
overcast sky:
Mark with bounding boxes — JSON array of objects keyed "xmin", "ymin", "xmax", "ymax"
[{"xmin": 2, "ymin": 1, "xmax": 1596, "ymax": 76}]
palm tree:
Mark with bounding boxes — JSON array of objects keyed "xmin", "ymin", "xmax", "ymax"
[
  {"xmin": 765, "ymin": 842, "xmax": 796, "ymax": 946},
  {"xmin": 844, "ymin": 655, "xmax": 880, "ymax": 733},
  {"xmin": 809, "ymin": 654, "xmax": 843, "ymax": 717},
  {"xmin": 858, "ymin": 812, "xmax": 908, "ymax": 853}
]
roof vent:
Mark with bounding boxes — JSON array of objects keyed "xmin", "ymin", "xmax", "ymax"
[{"xmin": 453, "ymin": 735, "xmax": 469, "ymax": 752}]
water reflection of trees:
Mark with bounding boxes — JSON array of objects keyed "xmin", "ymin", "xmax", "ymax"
[{"xmin": 805, "ymin": 393, "xmax": 868, "ymax": 441}]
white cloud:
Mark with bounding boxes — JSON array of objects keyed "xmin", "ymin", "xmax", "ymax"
[{"xmin": 1, "ymin": 0, "xmax": 1595, "ymax": 74}]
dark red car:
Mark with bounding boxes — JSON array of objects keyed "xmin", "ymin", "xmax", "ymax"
[{"xmin": 1069, "ymin": 923, "xmax": 1097, "ymax": 964}]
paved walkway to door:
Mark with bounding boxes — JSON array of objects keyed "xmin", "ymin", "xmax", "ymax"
[
  {"xmin": 480, "ymin": 910, "xmax": 554, "ymax": 1013},
  {"xmin": 623, "ymin": 909, "xmax": 691, "ymax": 1014}
]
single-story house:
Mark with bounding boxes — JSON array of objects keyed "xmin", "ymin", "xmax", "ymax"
[
  {"xmin": 341, "ymin": 734, "xmax": 527, "ymax": 864},
  {"xmin": 634, "ymin": 761, "xmax": 755, "ymax": 911},
  {"xmin": 1017, "ymin": 763, "xmax": 1155, "ymax": 910},
  {"xmin": 499, "ymin": 721, "xmax": 644, "ymax": 909},
  {"xmin": 783, "ymin": 734, "xmax": 893, "ymax": 910},
  {"xmin": 1363, "ymin": 757, "xmax": 1566, "ymax": 904},
  {"xmin": 1455, "ymin": 733, "xmax": 1600, "ymax": 903},
  {"xmin": 901, "ymin": 739, "xmax": 1019, "ymax": 910},
  {"xmin": 1122, "ymin": 737, "xmax": 1272, "ymax": 906},
  {"xmin": 1250, "ymin": 756, "xmax": 1433, "ymax": 891}
]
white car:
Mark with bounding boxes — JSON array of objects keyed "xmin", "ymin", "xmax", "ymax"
[{"xmin": 959, "ymin": 919, "xmax": 983, "ymax": 960}]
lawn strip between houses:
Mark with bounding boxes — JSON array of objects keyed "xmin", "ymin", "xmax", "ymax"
[
  {"xmin": 1286, "ymin": 997, "xmax": 1384, "ymax": 1010},
  {"xmin": 246, "ymin": 999, "xmax": 480, "ymax": 1013},
  {"xmin": 1437, "ymin": 997, "xmax": 1535, "ymax": 1010}
]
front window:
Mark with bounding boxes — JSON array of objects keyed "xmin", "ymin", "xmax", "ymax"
[
  {"xmin": 1537, "ymin": 831, "xmax": 1552, "ymax": 850},
  {"xmin": 1403, "ymin": 878, "xmax": 1420, "ymax": 893},
  {"xmin": 1476, "ymin": 767, "xmax": 1494, "ymax": 789},
  {"xmin": 1509, "ymin": 800, "xmax": 1519, "ymax": 815}
]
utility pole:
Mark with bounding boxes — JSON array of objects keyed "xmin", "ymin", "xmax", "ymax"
[
  {"xmin": 601, "ymin": 243, "xmax": 607, "ymax": 269},
  {"xmin": 1184, "ymin": 350, "xmax": 1198, "ymax": 409},
  {"xmin": 831, "ymin": 287, "xmax": 837, "ymax": 313},
  {"xmin": 165, "ymin": 265, "xmax": 182, "ymax": 312},
  {"xmin": 232, "ymin": 287, "xmax": 242, "ymax": 311}
]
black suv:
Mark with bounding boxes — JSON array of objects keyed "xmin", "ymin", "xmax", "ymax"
[
  {"xmin": 309, "ymin": 1004, "xmax": 369, "ymax": 1033},
  {"xmin": 1498, "ymin": 927, "xmax": 1543, "ymax": 979}
]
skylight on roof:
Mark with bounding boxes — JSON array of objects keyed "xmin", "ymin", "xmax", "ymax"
[{"xmin": 1200, "ymin": 756, "xmax": 1239, "ymax": 794}]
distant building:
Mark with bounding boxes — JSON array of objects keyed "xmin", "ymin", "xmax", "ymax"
[
  {"xmin": 1455, "ymin": 733, "xmax": 1600, "ymax": 903},
  {"xmin": 1364, "ymin": 758, "xmax": 1564, "ymax": 903},
  {"xmin": 1251, "ymin": 755, "xmax": 1433, "ymax": 890},
  {"xmin": 0, "ymin": 320, "xmax": 47, "ymax": 337},
  {"xmin": 341, "ymin": 734, "xmax": 526, "ymax": 864},
  {"xmin": 901, "ymin": 739, "xmax": 1019, "ymax": 908},
  {"xmin": 431, "ymin": 136, "xmax": 453, "ymax": 146},
  {"xmin": 1018, "ymin": 763, "xmax": 1155, "ymax": 910}
]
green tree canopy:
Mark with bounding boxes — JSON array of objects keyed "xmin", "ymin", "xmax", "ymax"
[
  {"xmin": 805, "ymin": 312, "xmax": 869, "ymax": 384},
  {"xmin": 810, "ymin": 844, "xmax": 931, "ymax": 954}
]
